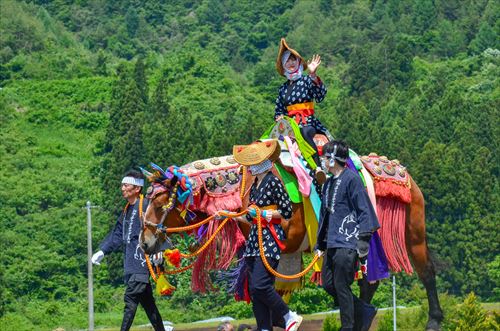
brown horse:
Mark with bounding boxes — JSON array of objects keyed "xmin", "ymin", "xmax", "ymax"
[{"xmin": 140, "ymin": 157, "xmax": 443, "ymax": 331}]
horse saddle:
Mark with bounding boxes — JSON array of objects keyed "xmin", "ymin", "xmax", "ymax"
[
  {"xmin": 180, "ymin": 156, "xmax": 241, "ymax": 196},
  {"xmin": 361, "ymin": 153, "xmax": 409, "ymax": 186}
]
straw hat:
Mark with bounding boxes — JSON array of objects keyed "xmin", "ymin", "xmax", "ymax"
[
  {"xmin": 233, "ymin": 140, "xmax": 281, "ymax": 166},
  {"xmin": 276, "ymin": 38, "xmax": 306, "ymax": 76}
]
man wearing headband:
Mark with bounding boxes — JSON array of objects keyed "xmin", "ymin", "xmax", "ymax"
[
  {"xmin": 91, "ymin": 170, "xmax": 165, "ymax": 331},
  {"xmin": 315, "ymin": 141, "xmax": 379, "ymax": 331},
  {"xmin": 274, "ymin": 38, "xmax": 332, "ymax": 184},
  {"xmin": 231, "ymin": 140, "xmax": 303, "ymax": 331}
]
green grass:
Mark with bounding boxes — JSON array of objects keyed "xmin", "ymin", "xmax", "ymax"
[{"xmin": 92, "ymin": 303, "xmax": 500, "ymax": 331}]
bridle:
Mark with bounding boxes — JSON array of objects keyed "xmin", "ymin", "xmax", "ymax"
[
  {"xmin": 141, "ymin": 164, "xmax": 253, "ymax": 237},
  {"xmin": 142, "ymin": 181, "xmax": 179, "ymax": 235}
]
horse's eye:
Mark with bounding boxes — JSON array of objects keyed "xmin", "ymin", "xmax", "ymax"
[{"xmin": 146, "ymin": 186, "xmax": 153, "ymax": 195}]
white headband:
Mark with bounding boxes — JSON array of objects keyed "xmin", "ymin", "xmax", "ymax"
[
  {"xmin": 325, "ymin": 145, "xmax": 347, "ymax": 162},
  {"xmin": 122, "ymin": 176, "xmax": 144, "ymax": 187}
]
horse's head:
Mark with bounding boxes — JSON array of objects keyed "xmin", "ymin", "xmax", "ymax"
[{"xmin": 139, "ymin": 167, "xmax": 186, "ymax": 255}]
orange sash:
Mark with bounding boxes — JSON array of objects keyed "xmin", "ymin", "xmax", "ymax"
[{"xmin": 287, "ymin": 102, "xmax": 315, "ymax": 125}]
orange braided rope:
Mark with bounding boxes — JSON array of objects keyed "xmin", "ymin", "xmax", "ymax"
[
  {"xmin": 254, "ymin": 206, "xmax": 320, "ymax": 279},
  {"xmin": 145, "ymin": 254, "xmax": 158, "ymax": 282},
  {"xmin": 147, "ymin": 206, "xmax": 320, "ymax": 281},
  {"xmin": 147, "ymin": 210, "xmax": 247, "ymax": 281},
  {"xmin": 164, "ymin": 263, "xmax": 194, "ymax": 275},
  {"xmin": 179, "ymin": 210, "xmax": 248, "ymax": 258},
  {"xmin": 139, "ymin": 194, "xmax": 143, "ymax": 220},
  {"xmin": 240, "ymin": 166, "xmax": 247, "ymax": 201},
  {"xmin": 166, "ymin": 215, "xmax": 214, "ymax": 233},
  {"xmin": 145, "ymin": 254, "xmax": 195, "ymax": 280}
]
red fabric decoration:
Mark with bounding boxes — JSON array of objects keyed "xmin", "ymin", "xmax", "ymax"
[
  {"xmin": 374, "ymin": 179, "xmax": 412, "ymax": 204},
  {"xmin": 377, "ymin": 197, "xmax": 413, "ymax": 274}
]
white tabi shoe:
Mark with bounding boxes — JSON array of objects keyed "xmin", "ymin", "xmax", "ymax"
[{"xmin": 285, "ymin": 312, "xmax": 303, "ymax": 331}]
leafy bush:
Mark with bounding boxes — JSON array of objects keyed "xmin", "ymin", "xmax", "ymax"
[
  {"xmin": 219, "ymin": 301, "xmax": 254, "ymax": 320},
  {"xmin": 444, "ymin": 292, "xmax": 499, "ymax": 331},
  {"xmin": 322, "ymin": 313, "xmax": 341, "ymax": 331}
]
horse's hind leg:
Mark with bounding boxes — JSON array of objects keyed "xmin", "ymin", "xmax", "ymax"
[{"xmin": 407, "ymin": 178, "xmax": 443, "ymax": 331}]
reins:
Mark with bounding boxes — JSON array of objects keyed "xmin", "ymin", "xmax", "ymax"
[
  {"xmin": 142, "ymin": 165, "xmax": 320, "ymax": 283},
  {"xmin": 145, "ymin": 207, "xmax": 321, "ymax": 282}
]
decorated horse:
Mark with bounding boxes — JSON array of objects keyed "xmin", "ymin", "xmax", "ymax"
[{"xmin": 139, "ymin": 118, "xmax": 443, "ymax": 331}]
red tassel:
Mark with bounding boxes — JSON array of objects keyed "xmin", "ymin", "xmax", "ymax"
[
  {"xmin": 191, "ymin": 217, "xmax": 246, "ymax": 293},
  {"xmin": 191, "ymin": 242, "xmax": 216, "ymax": 293},
  {"xmin": 156, "ymin": 274, "xmax": 176, "ymax": 296},
  {"xmin": 164, "ymin": 249, "xmax": 181, "ymax": 268}
]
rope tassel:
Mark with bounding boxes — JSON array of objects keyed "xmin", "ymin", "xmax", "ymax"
[{"xmin": 156, "ymin": 274, "xmax": 176, "ymax": 296}]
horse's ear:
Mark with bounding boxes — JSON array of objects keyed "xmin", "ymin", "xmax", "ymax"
[
  {"xmin": 150, "ymin": 163, "xmax": 168, "ymax": 179},
  {"xmin": 140, "ymin": 166, "xmax": 154, "ymax": 181}
]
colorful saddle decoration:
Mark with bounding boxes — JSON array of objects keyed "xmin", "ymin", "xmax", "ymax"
[
  {"xmin": 361, "ymin": 153, "xmax": 413, "ymax": 274},
  {"xmin": 180, "ymin": 155, "xmax": 242, "ymax": 215},
  {"xmin": 361, "ymin": 153, "xmax": 411, "ymax": 204}
]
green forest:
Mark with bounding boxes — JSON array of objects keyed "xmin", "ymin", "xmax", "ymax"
[{"xmin": 0, "ymin": 0, "xmax": 498, "ymax": 330}]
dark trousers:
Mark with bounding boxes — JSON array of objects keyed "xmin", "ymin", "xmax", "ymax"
[
  {"xmin": 300, "ymin": 126, "xmax": 321, "ymax": 166},
  {"xmin": 121, "ymin": 280, "xmax": 165, "ymax": 331},
  {"xmin": 246, "ymin": 256, "xmax": 289, "ymax": 330},
  {"xmin": 322, "ymin": 247, "xmax": 365, "ymax": 330}
]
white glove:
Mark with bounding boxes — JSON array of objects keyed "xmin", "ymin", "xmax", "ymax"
[
  {"xmin": 91, "ymin": 250, "xmax": 104, "ymax": 265},
  {"xmin": 151, "ymin": 252, "xmax": 164, "ymax": 266},
  {"xmin": 315, "ymin": 249, "xmax": 324, "ymax": 257}
]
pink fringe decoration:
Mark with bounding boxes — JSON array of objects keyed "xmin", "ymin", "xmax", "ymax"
[
  {"xmin": 198, "ymin": 191, "xmax": 242, "ymax": 215},
  {"xmin": 191, "ymin": 217, "xmax": 246, "ymax": 293},
  {"xmin": 191, "ymin": 239, "xmax": 215, "ymax": 293},
  {"xmin": 374, "ymin": 180, "xmax": 412, "ymax": 204},
  {"xmin": 376, "ymin": 197, "xmax": 413, "ymax": 274}
]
